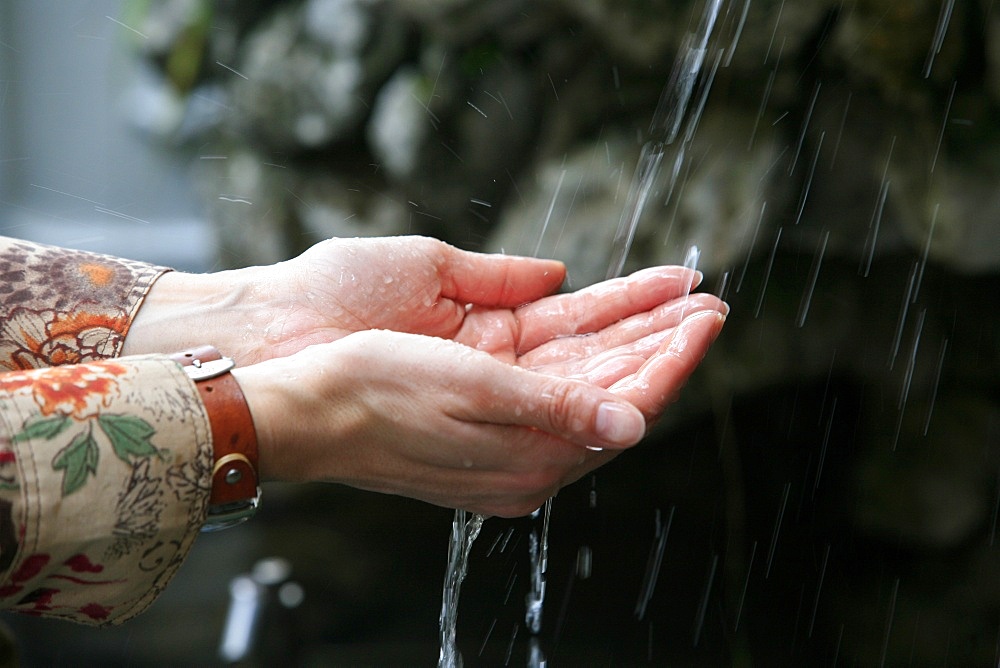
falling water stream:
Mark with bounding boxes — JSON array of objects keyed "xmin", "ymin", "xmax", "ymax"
[
  {"xmin": 438, "ymin": 510, "xmax": 485, "ymax": 667},
  {"xmin": 437, "ymin": 2, "xmax": 741, "ymax": 665}
]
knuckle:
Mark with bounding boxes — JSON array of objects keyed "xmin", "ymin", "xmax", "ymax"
[
  {"xmin": 413, "ymin": 235, "xmax": 448, "ymax": 259},
  {"xmin": 544, "ymin": 380, "xmax": 587, "ymax": 437}
]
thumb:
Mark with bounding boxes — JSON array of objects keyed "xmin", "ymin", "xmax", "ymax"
[
  {"xmin": 487, "ymin": 368, "xmax": 647, "ymax": 450},
  {"xmin": 441, "ymin": 245, "xmax": 567, "ymax": 307}
]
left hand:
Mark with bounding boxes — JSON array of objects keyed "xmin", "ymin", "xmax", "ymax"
[{"xmin": 124, "ymin": 236, "xmax": 722, "ymax": 376}]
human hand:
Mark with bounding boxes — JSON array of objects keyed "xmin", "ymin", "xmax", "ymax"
[
  {"xmin": 233, "ymin": 304, "xmax": 725, "ymax": 517},
  {"xmin": 126, "ymin": 234, "xmax": 726, "ymax": 514},
  {"xmin": 123, "ymin": 236, "xmax": 567, "ymax": 364},
  {"xmin": 124, "ymin": 236, "xmax": 723, "ymax": 375}
]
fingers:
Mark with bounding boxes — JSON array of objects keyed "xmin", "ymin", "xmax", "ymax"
[
  {"xmin": 519, "ymin": 291, "xmax": 726, "ymax": 367},
  {"xmin": 528, "ymin": 297, "xmax": 727, "ymax": 387},
  {"xmin": 469, "ymin": 364, "xmax": 648, "ymax": 451},
  {"xmin": 438, "ymin": 242, "xmax": 567, "ymax": 307},
  {"xmin": 514, "ymin": 266, "xmax": 703, "ymax": 353},
  {"xmin": 610, "ymin": 309, "xmax": 726, "ymax": 419}
]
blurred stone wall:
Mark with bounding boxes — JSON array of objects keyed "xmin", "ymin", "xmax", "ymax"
[{"xmin": 124, "ymin": 1, "xmax": 1000, "ymax": 664}]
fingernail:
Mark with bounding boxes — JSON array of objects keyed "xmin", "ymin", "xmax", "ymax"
[
  {"xmin": 712, "ymin": 311, "xmax": 727, "ymax": 339},
  {"xmin": 596, "ymin": 402, "xmax": 645, "ymax": 446}
]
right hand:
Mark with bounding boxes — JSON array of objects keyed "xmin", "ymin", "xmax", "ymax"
[{"xmin": 233, "ymin": 308, "xmax": 724, "ymax": 517}]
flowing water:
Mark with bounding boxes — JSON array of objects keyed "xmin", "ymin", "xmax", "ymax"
[
  {"xmin": 438, "ymin": 510, "xmax": 485, "ymax": 668},
  {"xmin": 437, "ymin": 1, "xmax": 737, "ymax": 663},
  {"xmin": 525, "ymin": 500, "xmax": 552, "ymax": 667}
]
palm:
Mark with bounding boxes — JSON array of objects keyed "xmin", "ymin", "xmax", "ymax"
[{"xmin": 455, "ymin": 273, "xmax": 720, "ymax": 370}]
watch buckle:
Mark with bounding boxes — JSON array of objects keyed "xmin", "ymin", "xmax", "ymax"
[{"xmin": 202, "ymin": 492, "xmax": 261, "ymax": 532}]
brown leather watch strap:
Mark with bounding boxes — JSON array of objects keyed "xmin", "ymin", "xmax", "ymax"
[{"xmin": 169, "ymin": 345, "xmax": 259, "ymax": 508}]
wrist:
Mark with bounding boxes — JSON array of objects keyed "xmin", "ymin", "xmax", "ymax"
[
  {"xmin": 231, "ymin": 343, "xmax": 362, "ymax": 484},
  {"xmin": 230, "ymin": 361, "xmax": 303, "ymax": 483},
  {"xmin": 123, "ymin": 269, "xmax": 258, "ymax": 362}
]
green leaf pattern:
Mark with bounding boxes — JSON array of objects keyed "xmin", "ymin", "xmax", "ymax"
[
  {"xmin": 16, "ymin": 412, "xmax": 159, "ymax": 497},
  {"xmin": 97, "ymin": 415, "xmax": 161, "ymax": 464},
  {"xmin": 12, "ymin": 415, "xmax": 71, "ymax": 443},
  {"xmin": 52, "ymin": 427, "xmax": 99, "ymax": 496}
]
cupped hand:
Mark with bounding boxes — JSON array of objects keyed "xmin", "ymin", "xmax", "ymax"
[
  {"xmin": 234, "ymin": 306, "xmax": 725, "ymax": 517},
  {"xmin": 124, "ymin": 236, "xmax": 565, "ymax": 363},
  {"xmin": 255, "ymin": 237, "xmax": 726, "ymax": 372},
  {"xmin": 127, "ymin": 234, "xmax": 728, "ymax": 514},
  {"xmin": 125, "ymin": 236, "xmax": 724, "ymax": 376},
  {"xmin": 239, "ymin": 236, "xmax": 569, "ymax": 361}
]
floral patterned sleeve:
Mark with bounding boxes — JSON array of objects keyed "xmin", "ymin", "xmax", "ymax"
[
  {"xmin": 0, "ymin": 236, "xmax": 167, "ymax": 370},
  {"xmin": 0, "ymin": 237, "xmax": 213, "ymax": 625}
]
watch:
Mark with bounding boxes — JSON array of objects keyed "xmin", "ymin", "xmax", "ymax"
[{"xmin": 170, "ymin": 346, "xmax": 261, "ymax": 531}]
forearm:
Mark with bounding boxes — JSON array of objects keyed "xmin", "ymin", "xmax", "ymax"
[{"xmin": 120, "ymin": 269, "xmax": 263, "ymax": 362}]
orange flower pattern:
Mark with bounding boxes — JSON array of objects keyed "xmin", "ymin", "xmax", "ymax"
[
  {"xmin": 0, "ymin": 238, "xmax": 167, "ymax": 371},
  {"xmin": 0, "ymin": 361, "xmax": 128, "ymax": 419},
  {"xmin": 0, "ymin": 237, "xmax": 212, "ymax": 626}
]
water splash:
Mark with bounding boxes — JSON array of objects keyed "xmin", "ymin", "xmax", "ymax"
[
  {"xmin": 860, "ymin": 136, "xmax": 896, "ymax": 277},
  {"xmin": 439, "ymin": 3, "xmax": 734, "ymax": 661},
  {"xmin": 931, "ymin": 82, "xmax": 956, "ymax": 173},
  {"xmin": 879, "ymin": 578, "xmax": 901, "ymax": 667},
  {"xmin": 523, "ymin": 500, "xmax": 553, "ymax": 667},
  {"xmin": 765, "ymin": 482, "xmax": 791, "ymax": 578},
  {"xmin": 813, "ymin": 396, "xmax": 837, "ymax": 497},
  {"xmin": 534, "ymin": 169, "xmax": 567, "ymax": 258},
  {"xmin": 692, "ymin": 553, "xmax": 719, "ymax": 646},
  {"xmin": 635, "ymin": 506, "xmax": 675, "ymax": 621},
  {"xmin": 788, "ymin": 82, "xmax": 821, "ymax": 176},
  {"xmin": 793, "ymin": 131, "xmax": 825, "ymax": 226},
  {"xmin": 795, "ymin": 229, "xmax": 830, "ymax": 328},
  {"xmin": 754, "ymin": 226, "xmax": 783, "ymax": 318},
  {"xmin": 679, "ymin": 244, "xmax": 702, "ymax": 319},
  {"xmin": 438, "ymin": 510, "xmax": 486, "ymax": 668},
  {"xmin": 525, "ymin": 501, "xmax": 552, "ymax": 636},
  {"xmin": 733, "ymin": 540, "xmax": 757, "ymax": 632},
  {"xmin": 606, "ymin": 143, "xmax": 666, "ymax": 279},
  {"xmin": 923, "ymin": 0, "xmax": 956, "ymax": 78},
  {"xmin": 923, "ymin": 337, "xmax": 948, "ymax": 435},
  {"xmin": 808, "ymin": 543, "xmax": 832, "ymax": 638},
  {"xmin": 606, "ymin": 0, "xmax": 727, "ymax": 280},
  {"xmin": 892, "ymin": 308, "xmax": 927, "ymax": 451}
]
